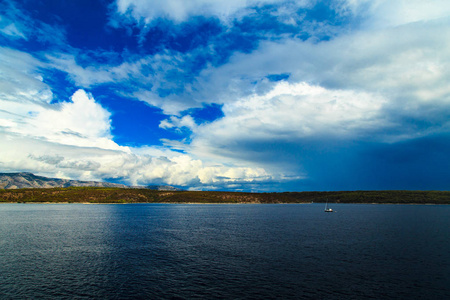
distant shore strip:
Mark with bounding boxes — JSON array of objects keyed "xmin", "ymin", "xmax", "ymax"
[{"xmin": 1, "ymin": 188, "xmax": 449, "ymax": 204}]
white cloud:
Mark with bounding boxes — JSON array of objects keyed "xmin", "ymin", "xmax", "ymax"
[
  {"xmin": 195, "ymin": 81, "xmax": 387, "ymax": 140},
  {"xmin": 47, "ymin": 51, "xmax": 204, "ymax": 114},
  {"xmin": 337, "ymin": 0, "xmax": 450, "ymax": 29},
  {"xmin": 0, "ymin": 47, "xmax": 276, "ymax": 188},
  {"xmin": 18, "ymin": 90, "xmax": 127, "ymax": 150},
  {"xmin": 184, "ymin": 16, "xmax": 450, "ymax": 141},
  {"xmin": 99, "ymin": 13, "xmax": 450, "ymax": 118},
  {"xmin": 48, "ymin": 0, "xmax": 450, "ymax": 120},
  {"xmin": 113, "ymin": 0, "xmax": 311, "ymax": 23},
  {"xmin": 0, "ymin": 1, "xmax": 67, "ymax": 46},
  {"xmin": 0, "ymin": 49, "xmax": 123, "ymax": 150},
  {"xmin": 24, "ymin": 1, "xmax": 450, "ymax": 159},
  {"xmin": 159, "ymin": 115, "xmax": 197, "ymax": 131},
  {"xmin": 47, "ymin": 53, "xmax": 116, "ymax": 87},
  {"xmin": 0, "ymin": 23, "xmax": 27, "ymax": 39},
  {"xmin": 3, "ymin": 1, "xmax": 450, "ymax": 190},
  {"xmin": 162, "ymin": 81, "xmax": 389, "ymax": 172},
  {"xmin": 0, "ymin": 132, "xmax": 278, "ymax": 188},
  {"xmin": 0, "ymin": 47, "xmax": 49, "ymax": 104}
]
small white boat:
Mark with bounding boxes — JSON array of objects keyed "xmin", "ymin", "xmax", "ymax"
[{"xmin": 324, "ymin": 200, "xmax": 334, "ymax": 212}]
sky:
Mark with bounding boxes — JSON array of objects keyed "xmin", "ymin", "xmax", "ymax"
[{"xmin": 1, "ymin": 0, "xmax": 450, "ymax": 192}]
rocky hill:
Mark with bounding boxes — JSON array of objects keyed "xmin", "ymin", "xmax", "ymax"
[{"xmin": 0, "ymin": 172, "xmax": 128, "ymax": 189}]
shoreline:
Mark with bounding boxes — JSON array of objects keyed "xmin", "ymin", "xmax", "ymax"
[
  {"xmin": 0, "ymin": 202, "xmax": 446, "ymax": 205},
  {"xmin": 2, "ymin": 188, "xmax": 450, "ymax": 205}
]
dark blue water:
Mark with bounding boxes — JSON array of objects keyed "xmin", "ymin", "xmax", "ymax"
[{"xmin": 0, "ymin": 204, "xmax": 449, "ymax": 299}]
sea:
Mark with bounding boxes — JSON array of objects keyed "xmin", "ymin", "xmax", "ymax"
[{"xmin": 0, "ymin": 203, "xmax": 449, "ymax": 299}]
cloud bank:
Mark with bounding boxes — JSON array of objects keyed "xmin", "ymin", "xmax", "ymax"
[
  {"xmin": 0, "ymin": 49, "xmax": 276, "ymax": 189},
  {"xmin": 1, "ymin": 0, "xmax": 450, "ymax": 191}
]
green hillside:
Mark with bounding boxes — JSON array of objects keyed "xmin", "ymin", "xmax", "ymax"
[{"xmin": 1, "ymin": 188, "xmax": 449, "ymax": 204}]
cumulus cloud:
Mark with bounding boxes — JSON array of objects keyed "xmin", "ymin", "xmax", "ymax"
[
  {"xmin": 0, "ymin": 49, "xmax": 276, "ymax": 189},
  {"xmin": 48, "ymin": 0, "xmax": 450, "ymax": 185},
  {"xmin": 47, "ymin": 1, "xmax": 450, "ymax": 119},
  {"xmin": 3, "ymin": 0, "xmax": 450, "ymax": 191},
  {"xmin": 59, "ymin": 1, "xmax": 450, "ymax": 118},
  {"xmin": 0, "ymin": 50, "xmax": 121, "ymax": 150},
  {"xmin": 20, "ymin": 90, "xmax": 126, "ymax": 150},
  {"xmin": 194, "ymin": 81, "xmax": 387, "ymax": 141},
  {"xmin": 150, "ymin": 78, "xmax": 426, "ymax": 186},
  {"xmin": 159, "ymin": 81, "xmax": 389, "ymax": 174},
  {"xmin": 0, "ymin": 132, "xmax": 278, "ymax": 189},
  {"xmin": 187, "ymin": 16, "xmax": 450, "ymax": 141}
]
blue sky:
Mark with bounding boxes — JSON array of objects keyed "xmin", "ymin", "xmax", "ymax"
[{"xmin": 1, "ymin": 0, "xmax": 450, "ymax": 191}]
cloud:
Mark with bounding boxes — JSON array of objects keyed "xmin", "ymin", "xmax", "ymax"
[
  {"xmin": 0, "ymin": 2, "xmax": 28, "ymax": 40},
  {"xmin": 337, "ymin": 0, "xmax": 450, "ymax": 29},
  {"xmin": 0, "ymin": 23, "xmax": 27, "ymax": 39},
  {"xmin": 46, "ymin": 51, "xmax": 143, "ymax": 88},
  {"xmin": 0, "ymin": 48, "xmax": 277, "ymax": 189},
  {"xmin": 0, "ymin": 0, "xmax": 67, "ymax": 47},
  {"xmin": 0, "ymin": 49, "xmax": 121, "ymax": 150},
  {"xmin": 109, "ymin": 0, "xmax": 317, "ymax": 50},
  {"xmin": 159, "ymin": 115, "xmax": 197, "ymax": 132},
  {"xmin": 186, "ymin": 16, "xmax": 450, "ymax": 140},
  {"xmin": 2, "ymin": 0, "xmax": 450, "ymax": 191},
  {"xmin": 40, "ymin": 0, "xmax": 450, "ymax": 189},
  {"xmin": 0, "ymin": 131, "xmax": 279, "ymax": 189},
  {"xmin": 46, "ymin": 50, "xmax": 206, "ymax": 114},
  {"xmin": 49, "ymin": 0, "xmax": 450, "ymax": 117},
  {"xmin": 21, "ymin": 89, "xmax": 126, "ymax": 150},
  {"xmin": 194, "ymin": 81, "xmax": 387, "ymax": 141},
  {"xmin": 160, "ymin": 25, "xmax": 450, "ymax": 176},
  {"xmin": 112, "ymin": 0, "xmax": 311, "ymax": 23},
  {"xmin": 0, "ymin": 47, "xmax": 49, "ymax": 104},
  {"xmin": 162, "ymin": 81, "xmax": 389, "ymax": 175},
  {"xmin": 76, "ymin": 3, "xmax": 450, "ymax": 117}
]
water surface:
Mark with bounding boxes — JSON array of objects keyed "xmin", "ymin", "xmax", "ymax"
[{"xmin": 0, "ymin": 203, "xmax": 449, "ymax": 299}]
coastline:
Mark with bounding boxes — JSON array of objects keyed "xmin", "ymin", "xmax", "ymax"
[
  {"xmin": 0, "ymin": 201, "xmax": 447, "ymax": 205},
  {"xmin": 1, "ymin": 188, "xmax": 450, "ymax": 205}
]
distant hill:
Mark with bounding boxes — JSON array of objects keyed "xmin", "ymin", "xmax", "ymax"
[
  {"xmin": 0, "ymin": 172, "xmax": 183, "ymax": 191},
  {"xmin": 1, "ymin": 173, "xmax": 449, "ymax": 204},
  {"xmin": 145, "ymin": 185, "xmax": 183, "ymax": 191},
  {"xmin": 1, "ymin": 186, "xmax": 449, "ymax": 204},
  {"xmin": 0, "ymin": 172, "xmax": 128, "ymax": 189}
]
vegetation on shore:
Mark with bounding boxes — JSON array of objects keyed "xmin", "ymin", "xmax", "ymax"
[{"xmin": 1, "ymin": 187, "xmax": 449, "ymax": 204}]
